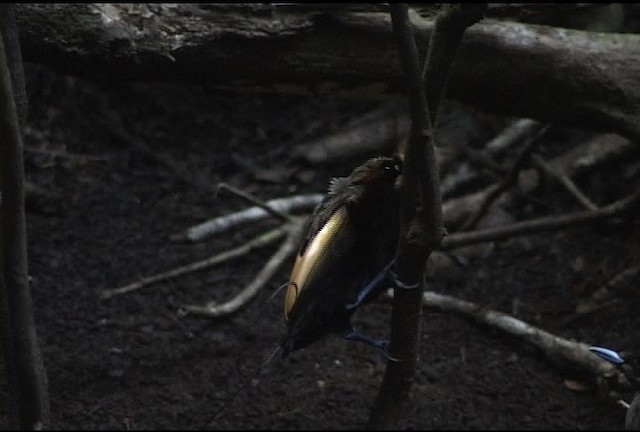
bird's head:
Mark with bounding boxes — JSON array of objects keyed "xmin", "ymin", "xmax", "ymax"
[{"xmin": 348, "ymin": 154, "xmax": 403, "ymax": 187}]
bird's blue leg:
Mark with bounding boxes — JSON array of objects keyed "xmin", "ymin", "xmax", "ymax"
[
  {"xmin": 345, "ymin": 260, "xmax": 395, "ymax": 310},
  {"xmin": 341, "ymin": 330, "xmax": 400, "ymax": 362}
]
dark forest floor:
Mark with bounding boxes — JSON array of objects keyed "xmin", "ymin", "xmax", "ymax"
[{"xmin": 4, "ymin": 63, "xmax": 640, "ymax": 430}]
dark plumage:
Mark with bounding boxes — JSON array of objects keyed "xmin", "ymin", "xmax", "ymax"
[
  {"xmin": 590, "ymin": 346, "xmax": 640, "ymax": 430},
  {"xmin": 211, "ymin": 156, "xmax": 403, "ymax": 422},
  {"xmin": 281, "ymin": 155, "xmax": 403, "ymax": 356}
]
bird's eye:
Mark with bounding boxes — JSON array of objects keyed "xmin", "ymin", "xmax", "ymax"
[{"xmin": 384, "ymin": 162, "xmax": 398, "ymax": 172}]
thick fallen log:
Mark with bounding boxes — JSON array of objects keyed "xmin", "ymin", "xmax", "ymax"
[{"xmin": 14, "ymin": 4, "xmax": 640, "ymax": 142}]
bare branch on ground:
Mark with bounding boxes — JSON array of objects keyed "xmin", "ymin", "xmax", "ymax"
[
  {"xmin": 382, "ymin": 290, "xmax": 628, "ymax": 391},
  {"xmin": 100, "ymin": 226, "xmax": 287, "ymax": 300},
  {"xmin": 442, "ymin": 190, "xmax": 640, "ymax": 250},
  {"xmin": 458, "ymin": 125, "xmax": 549, "ymax": 231},
  {"xmin": 443, "ymin": 134, "xmax": 637, "ymax": 229},
  {"xmin": 178, "ymin": 218, "xmax": 305, "ymax": 319},
  {"xmin": 531, "ymin": 154, "xmax": 598, "ymax": 211},
  {"xmin": 172, "ymin": 194, "xmax": 323, "ymax": 242},
  {"xmin": 216, "ymin": 183, "xmax": 292, "ymax": 224}
]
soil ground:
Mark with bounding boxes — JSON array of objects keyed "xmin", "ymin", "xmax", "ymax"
[{"xmin": 5, "ymin": 63, "xmax": 640, "ymax": 430}]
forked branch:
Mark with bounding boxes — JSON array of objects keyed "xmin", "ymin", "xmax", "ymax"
[{"xmin": 368, "ymin": 4, "xmax": 484, "ymax": 429}]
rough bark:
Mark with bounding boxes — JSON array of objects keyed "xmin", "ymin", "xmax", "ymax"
[
  {"xmin": 368, "ymin": 4, "xmax": 484, "ymax": 429},
  {"xmin": 13, "ymin": 4, "xmax": 640, "ymax": 142},
  {"xmin": 0, "ymin": 10, "xmax": 50, "ymax": 428},
  {"xmin": 0, "ymin": 5, "xmax": 26, "ymax": 132}
]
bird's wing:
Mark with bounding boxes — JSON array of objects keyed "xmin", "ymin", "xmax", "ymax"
[
  {"xmin": 299, "ymin": 177, "xmax": 354, "ymax": 256},
  {"xmin": 284, "ymin": 177, "xmax": 360, "ymax": 321}
]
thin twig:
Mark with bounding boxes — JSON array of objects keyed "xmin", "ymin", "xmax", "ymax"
[
  {"xmin": 459, "ymin": 145, "xmax": 505, "ymax": 178},
  {"xmin": 531, "ymin": 154, "xmax": 598, "ymax": 210},
  {"xmin": 485, "ymin": 119, "xmax": 544, "ymax": 157},
  {"xmin": 618, "ymin": 400, "xmax": 631, "ymax": 409},
  {"xmin": 440, "ymin": 119, "xmax": 544, "ymax": 199},
  {"xmin": 171, "ymin": 193, "xmax": 323, "ymax": 242},
  {"xmin": 561, "ymin": 299, "xmax": 621, "ymax": 328},
  {"xmin": 459, "ymin": 125, "xmax": 550, "ymax": 231},
  {"xmin": 577, "ymin": 263, "xmax": 640, "ymax": 316},
  {"xmin": 23, "ymin": 145, "xmax": 112, "ymax": 163},
  {"xmin": 217, "ymin": 182, "xmax": 292, "ymax": 223},
  {"xmin": 442, "ymin": 190, "xmax": 640, "ymax": 250},
  {"xmin": 100, "ymin": 226, "xmax": 287, "ymax": 300},
  {"xmin": 442, "ymin": 133, "xmax": 635, "ymax": 229},
  {"xmin": 178, "ymin": 217, "xmax": 306, "ymax": 318}
]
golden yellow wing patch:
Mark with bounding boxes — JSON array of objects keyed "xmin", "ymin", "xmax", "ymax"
[{"xmin": 284, "ymin": 206, "xmax": 349, "ymax": 321}]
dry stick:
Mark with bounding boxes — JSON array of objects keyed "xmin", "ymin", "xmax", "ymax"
[
  {"xmin": 577, "ymin": 263, "xmax": 640, "ymax": 316},
  {"xmin": 428, "ymin": 291, "xmax": 639, "ymax": 413},
  {"xmin": 443, "ymin": 133, "xmax": 636, "ymax": 229},
  {"xmin": 0, "ymin": 8, "xmax": 50, "ymax": 428},
  {"xmin": 458, "ymin": 145, "xmax": 505, "ymax": 179},
  {"xmin": 439, "ymin": 119, "xmax": 541, "ymax": 199},
  {"xmin": 23, "ymin": 145, "xmax": 112, "ymax": 163},
  {"xmin": 100, "ymin": 226, "xmax": 287, "ymax": 300},
  {"xmin": 485, "ymin": 119, "xmax": 544, "ymax": 157},
  {"xmin": 178, "ymin": 217, "xmax": 306, "ymax": 318},
  {"xmin": 441, "ymin": 190, "xmax": 640, "ymax": 250},
  {"xmin": 461, "ymin": 119, "xmax": 546, "ymax": 178},
  {"xmin": 459, "ymin": 125, "xmax": 550, "ymax": 231},
  {"xmin": 560, "ymin": 299, "xmax": 622, "ymax": 329},
  {"xmin": 531, "ymin": 154, "xmax": 598, "ymax": 211},
  {"xmin": 216, "ymin": 182, "xmax": 291, "ymax": 223},
  {"xmin": 172, "ymin": 185, "xmax": 305, "ymax": 318},
  {"xmin": 172, "ymin": 193, "xmax": 323, "ymax": 242},
  {"xmin": 413, "ymin": 291, "xmax": 623, "ymax": 387}
]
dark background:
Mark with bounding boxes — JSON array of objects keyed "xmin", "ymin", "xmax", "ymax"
[{"xmin": 9, "ymin": 59, "xmax": 638, "ymax": 429}]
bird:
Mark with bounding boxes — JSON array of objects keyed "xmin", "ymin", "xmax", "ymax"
[
  {"xmin": 209, "ymin": 155, "xmax": 404, "ymax": 424},
  {"xmin": 590, "ymin": 345, "xmax": 640, "ymax": 430},
  {"xmin": 281, "ymin": 154, "xmax": 403, "ymax": 357}
]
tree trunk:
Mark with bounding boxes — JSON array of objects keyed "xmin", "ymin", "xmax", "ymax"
[{"xmin": 13, "ymin": 4, "xmax": 640, "ymax": 143}]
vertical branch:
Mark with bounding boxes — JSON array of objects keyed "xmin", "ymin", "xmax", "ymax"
[
  {"xmin": 0, "ymin": 5, "xmax": 50, "ymax": 428},
  {"xmin": 367, "ymin": 4, "xmax": 440, "ymax": 428},
  {"xmin": 421, "ymin": 4, "xmax": 487, "ymax": 125},
  {"xmin": 0, "ymin": 4, "xmax": 26, "ymax": 132},
  {"xmin": 368, "ymin": 4, "xmax": 485, "ymax": 429}
]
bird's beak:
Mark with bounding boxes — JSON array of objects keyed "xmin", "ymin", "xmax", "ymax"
[{"xmin": 589, "ymin": 345, "xmax": 626, "ymax": 364}]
